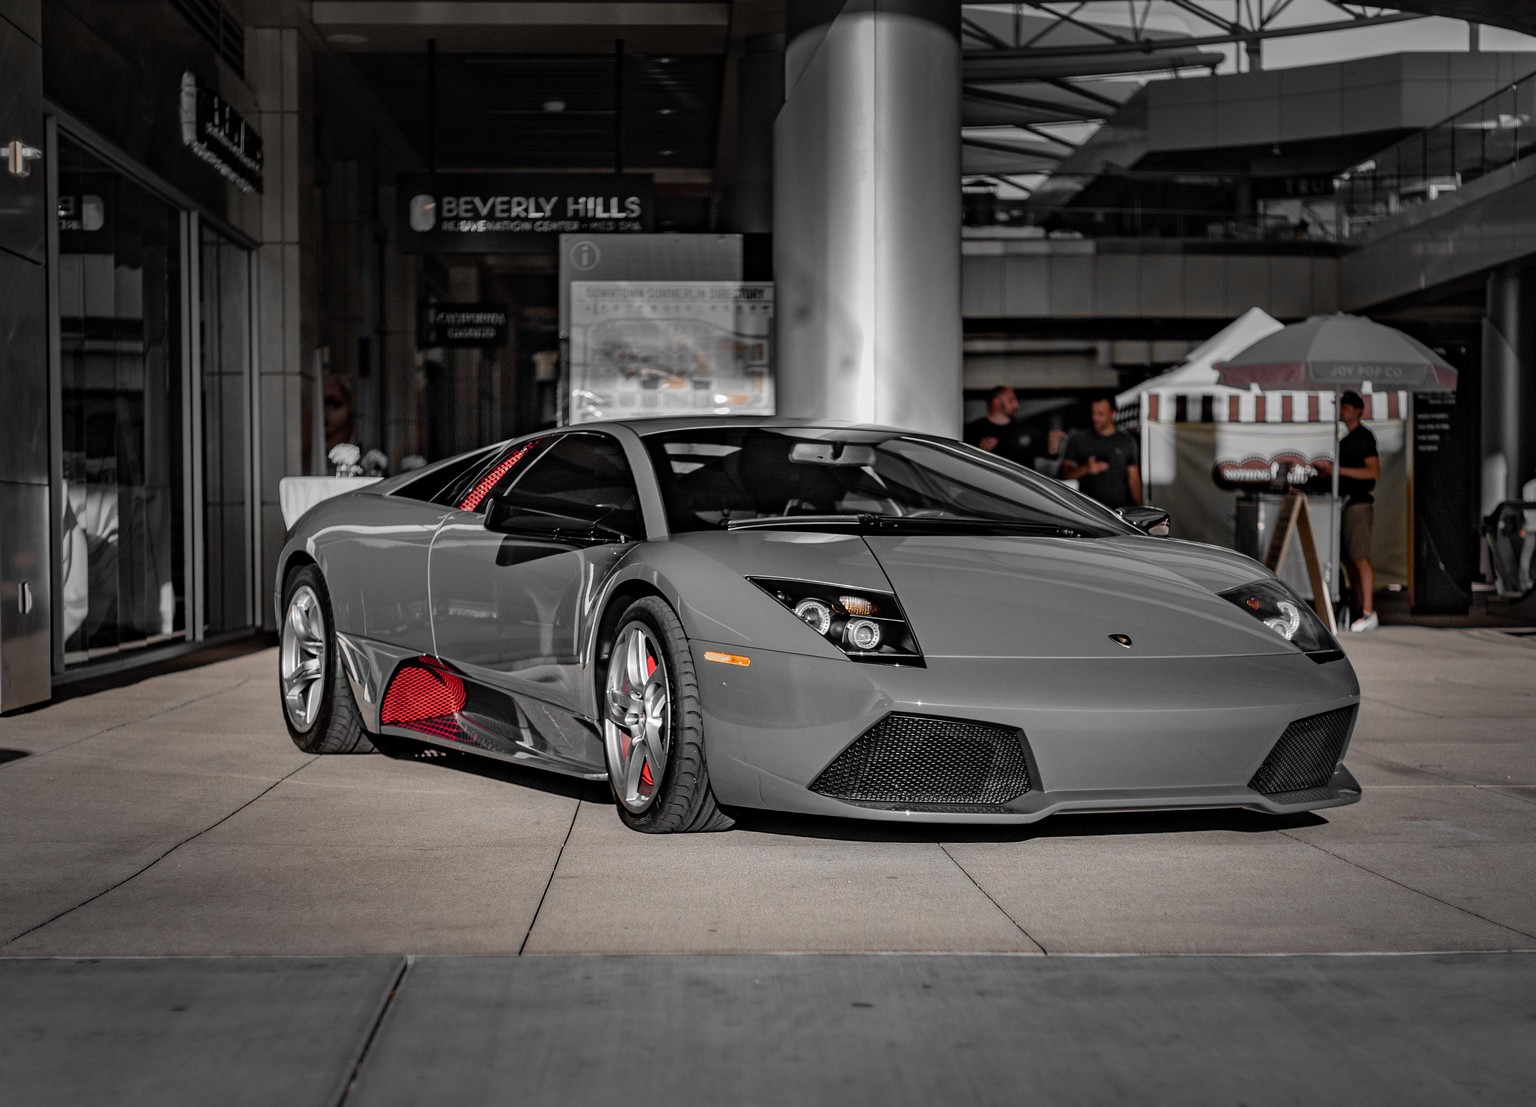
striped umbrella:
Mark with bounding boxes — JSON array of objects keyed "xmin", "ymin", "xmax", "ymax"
[{"xmin": 1214, "ymin": 313, "xmax": 1458, "ymax": 392}]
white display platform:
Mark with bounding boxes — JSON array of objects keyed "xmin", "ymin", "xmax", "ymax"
[{"xmin": 279, "ymin": 476, "xmax": 381, "ymax": 530}]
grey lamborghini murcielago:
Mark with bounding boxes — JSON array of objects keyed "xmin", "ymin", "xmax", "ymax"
[{"xmin": 276, "ymin": 419, "xmax": 1361, "ymax": 832}]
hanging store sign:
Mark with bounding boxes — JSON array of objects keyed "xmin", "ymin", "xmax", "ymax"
[
  {"xmin": 179, "ymin": 72, "xmax": 263, "ymax": 194},
  {"xmin": 397, "ymin": 173, "xmax": 653, "ymax": 254},
  {"xmin": 418, "ymin": 303, "xmax": 509, "ymax": 348}
]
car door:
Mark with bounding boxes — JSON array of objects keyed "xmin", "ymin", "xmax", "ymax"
[
  {"xmin": 428, "ymin": 431, "xmax": 643, "ymax": 732},
  {"xmin": 313, "ymin": 446, "xmax": 498, "ymax": 656}
]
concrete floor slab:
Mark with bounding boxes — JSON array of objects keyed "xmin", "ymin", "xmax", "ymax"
[
  {"xmin": 3, "ymin": 628, "xmax": 1533, "ymax": 959},
  {"xmin": 0, "ymin": 957, "xmax": 399, "ymax": 1107},
  {"xmin": 524, "ymin": 802, "xmax": 1042, "ymax": 953},
  {"xmin": 941, "ymin": 809, "xmax": 1534, "ymax": 953},
  {"xmin": 1279, "ymin": 784, "xmax": 1536, "ymax": 938},
  {"xmin": 1350, "ymin": 739, "xmax": 1536, "ymax": 785},
  {"xmin": 2, "ymin": 758, "xmax": 580, "ymax": 957},
  {"xmin": 348, "ymin": 953, "xmax": 1536, "ymax": 1107}
]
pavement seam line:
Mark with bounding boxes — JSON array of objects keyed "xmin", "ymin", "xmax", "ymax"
[
  {"xmin": 336, "ymin": 956, "xmax": 412, "ymax": 1106},
  {"xmin": 1277, "ymin": 829, "xmax": 1536, "ymax": 943},
  {"xmin": 518, "ymin": 799, "xmax": 582, "ymax": 956},
  {"xmin": 938, "ymin": 843, "xmax": 1048, "ymax": 954},
  {"xmin": 19, "ymin": 677, "xmax": 257, "ymax": 760},
  {"xmin": 0, "ymin": 754, "xmax": 317, "ymax": 950}
]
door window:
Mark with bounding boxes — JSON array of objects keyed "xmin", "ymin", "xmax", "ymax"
[{"xmin": 499, "ymin": 433, "xmax": 643, "ymax": 538}]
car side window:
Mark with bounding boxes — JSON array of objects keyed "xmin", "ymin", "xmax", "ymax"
[
  {"xmin": 389, "ymin": 446, "xmax": 500, "ymax": 506},
  {"xmin": 502, "ymin": 433, "xmax": 644, "ymax": 539}
]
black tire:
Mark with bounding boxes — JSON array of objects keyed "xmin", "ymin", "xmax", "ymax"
[
  {"xmin": 602, "ymin": 596, "xmax": 733, "ymax": 833},
  {"xmin": 278, "ymin": 564, "xmax": 374, "ymax": 754}
]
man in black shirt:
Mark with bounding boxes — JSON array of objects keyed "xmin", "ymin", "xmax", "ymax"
[
  {"xmin": 1317, "ymin": 391, "xmax": 1380, "ymax": 632},
  {"xmin": 963, "ymin": 386, "xmax": 1039, "ymax": 468},
  {"xmin": 1061, "ymin": 397, "xmax": 1142, "ymax": 509}
]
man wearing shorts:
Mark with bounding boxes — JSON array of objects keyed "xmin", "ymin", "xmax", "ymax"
[{"xmin": 1318, "ymin": 391, "xmax": 1380, "ymax": 632}]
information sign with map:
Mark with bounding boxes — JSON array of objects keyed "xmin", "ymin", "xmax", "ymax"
[{"xmin": 566, "ymin": 281, "xmax": 774, "ymax": 423}]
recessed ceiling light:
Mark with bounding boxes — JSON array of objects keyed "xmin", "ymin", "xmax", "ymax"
[
  {"xmin": 656, "ymin": 108, "xmax": 675, "ymax": 115},
  {"xmin": 543, "ymin": 99, "xmax": 567, "ymax": 113},
  {"xmin": 326, "ymin": 33, "xmax": 369, "ymax": 45},
  {"xmin": 659, "ymin": 149, "xmax": 674, "ymax": 156}
]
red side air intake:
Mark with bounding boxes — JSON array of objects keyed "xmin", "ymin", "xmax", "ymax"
[{"xmin": 380, "ymin": 657, "xmax": 467, "ymax": 738}]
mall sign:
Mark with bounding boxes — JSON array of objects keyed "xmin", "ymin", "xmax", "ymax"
[{"xmin": 398, "ymin": 174, "xmax": 653, "ymax": 253}]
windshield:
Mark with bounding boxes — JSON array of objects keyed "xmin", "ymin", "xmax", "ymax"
[{"xmin": 643, "ymin": 426, "xmax": 1134, "ymax": 537}]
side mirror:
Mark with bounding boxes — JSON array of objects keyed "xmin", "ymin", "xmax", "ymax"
[
  {"xmin": 1117, "ymin": 505, "xmax": 1170, "ymax": 537},
  {"xmin": 483, "ymin": 496, "xmax": 632, "ymax": 544}
]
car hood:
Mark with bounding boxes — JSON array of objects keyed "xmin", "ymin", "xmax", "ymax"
[{"xmin": 862, "ymin": 533, "xmax": 1294, "ymax": 660}]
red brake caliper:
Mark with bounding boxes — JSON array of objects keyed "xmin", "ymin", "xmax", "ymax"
[{"xmin": 639, "ymin": 651, "xmax": 658, "ymax": 789}]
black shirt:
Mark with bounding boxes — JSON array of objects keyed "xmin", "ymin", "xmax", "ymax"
[
  {"xmin": 1338, "ymin": 424, "xmax": 1378, "ymax": 505},
  {"xmin": 1063, "ymin": 429, "xmax": 1140, "ymax": 509},
  {"xmin": 963, "ymin": 417, "xmax": 1039, "ymax": 468}
]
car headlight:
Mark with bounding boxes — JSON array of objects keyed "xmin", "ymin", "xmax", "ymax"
[
  {"xmin": 749, "ymin": 578, "xmax": 923, "ymax": 664},
  {"xmin": 1220, "ymin": 578, "xmax": 1341, "ymax": 656}
]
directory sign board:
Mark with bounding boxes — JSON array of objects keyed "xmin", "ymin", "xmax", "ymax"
[{"xmin": 567, "ymin": 281, "xmax": 774, "ymax": 423}]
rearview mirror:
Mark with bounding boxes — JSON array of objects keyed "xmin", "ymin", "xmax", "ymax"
[
  {"xmin": 790, "ymin": 442, "xmax": 876, "ymax": 467},
  {"xmin": 1117, "ymin": 505, "xmax": 1170, "ymax": 537}
]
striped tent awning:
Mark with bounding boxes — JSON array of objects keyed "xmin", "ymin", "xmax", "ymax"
[{"xmin": 1126, "ymin": 390, "xmax": 1409, "ymax": 429}]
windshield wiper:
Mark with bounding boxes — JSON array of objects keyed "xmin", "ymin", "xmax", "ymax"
[
  {"xmin": 725, "ymin": 513, "xmax": 1095, "ymax": 537},
  {"xmin": 725, "ymin": 514, "xmax": 867, "ymax": 531}
]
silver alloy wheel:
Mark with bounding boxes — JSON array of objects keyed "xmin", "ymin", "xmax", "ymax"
[
  {"xmin": 280, "ymin": 584, "xmax": 327, "ymax": 732},
  {"xmin": 603, "ymin": 621, "xmax": 671, "ymax": 814}
]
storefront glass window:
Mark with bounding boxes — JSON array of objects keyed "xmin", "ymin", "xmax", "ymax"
[{"xmin": 57, "ymin": 137, "xmax": 187, "ymax": 664}]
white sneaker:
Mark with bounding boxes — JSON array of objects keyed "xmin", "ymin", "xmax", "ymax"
[{"xmin": 1348, "ymin": 611, "xmax": 1379, "ymax": 632}]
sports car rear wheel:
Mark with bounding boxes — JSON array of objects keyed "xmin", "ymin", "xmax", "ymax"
[
  {"xmin": 603, "ymin": 597, "xmax": 732, "ymax": 833},
  {"xmin": 279, "ymin": 565, "xmax": 373, "ymax": 754}
]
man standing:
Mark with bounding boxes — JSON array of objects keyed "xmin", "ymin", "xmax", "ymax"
[
  {"xmin": 963, "ymin": 386, "xmax": 1039, "ymax": 468},
  {"xmin": 1316, "ymin": 391, "xmax": 1380, "ymax": 632},
  {"xmin": 1060, "ymin": 397, "xmax": 1142, "ymax": 509}
]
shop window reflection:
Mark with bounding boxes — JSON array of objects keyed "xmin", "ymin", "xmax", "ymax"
[{"xmin": 57, "ymin": 138, "xmax": 186, "ymax": 664}]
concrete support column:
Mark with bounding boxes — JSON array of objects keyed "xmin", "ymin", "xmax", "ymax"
[
  {"xmin": 248, "ymin": 25, "xmax": 318, "ymax": 626},
  {"xmin": 719, "ymin": 34, "xmax": 783, "ymax": 233},
  {"xmin": 1481, "ymin": 266, "xmax": 1536, "ymax": 513},
  {"xmin": 774, "ymin": 0, "xmax": 961, "ymax": 436}
]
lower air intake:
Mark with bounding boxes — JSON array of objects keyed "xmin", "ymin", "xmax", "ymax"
[
  {"xmin": 1248, "ymin": 706, "xmax": 1356, "ymax": 795},
  {"xmin": 811, "ymin": 714, "xmax": 1032, "ymax": 808}
]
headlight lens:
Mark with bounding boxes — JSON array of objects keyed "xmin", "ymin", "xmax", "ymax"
[
  {"xmin": 1220, "ymin": 578, "xmax": 1340, "ymax": 655},
  {"xmin": 749, "ymin": 578, "xmax": 923, "ymax": 664}
]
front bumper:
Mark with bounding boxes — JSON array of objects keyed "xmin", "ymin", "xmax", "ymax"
[{"xmin": 692, "ymin": 643, "xmax": 1361, "ymax": 824}]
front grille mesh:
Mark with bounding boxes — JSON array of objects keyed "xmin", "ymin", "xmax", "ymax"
[
  {"xmin": 1248, "ymin": 707, "xmax": 1356, "ymax": 795},
  {"xmin": 811, "ymin": 714, "xmax": 1032, "ymax": 807}
]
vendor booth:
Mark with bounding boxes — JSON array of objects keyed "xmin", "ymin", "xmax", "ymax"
[{"xmin": 1117, "ymin": 311, "xmax": 1409, "ymax": 600}]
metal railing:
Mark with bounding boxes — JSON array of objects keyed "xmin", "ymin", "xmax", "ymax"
[
  {"xmin": 1335, "ymin": 71, "xmax": 1536, "ymax": 238},
  {"xmin": 961, "ymin": 197, "xmax": 1315, "ymax": 242}
]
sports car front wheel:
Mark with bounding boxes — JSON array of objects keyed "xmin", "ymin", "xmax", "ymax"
[
  {"xmin": 602, "ymin": 597, "xmax": 733, "ymax": 833},
  {"xmin": 279, "ymin": 565, "xmax": 374, "ymax": 754}
]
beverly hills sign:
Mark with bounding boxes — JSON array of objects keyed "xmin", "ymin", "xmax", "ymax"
[{"xmin": 398, "ymin": 174, "xmax": 653, "ymax": 253}]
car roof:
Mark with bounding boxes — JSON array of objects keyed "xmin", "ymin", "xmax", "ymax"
[{"xmin": 571, "ymin": 416, "xmax": 926, "ymax": 437}]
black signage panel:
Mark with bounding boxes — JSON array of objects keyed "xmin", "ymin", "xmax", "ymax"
[
  {"xmin": 1411, "ymin": 390, "xmax": 1475, "ymax": 614},
  {"xmin": 398, "ymin": 174, "xmax": 653, "ymax": 254},
  {"xmin": 179, "ymin": 72, "xmax": 263, "ymax": 194},
  {"xmin": 419, "ymin": 303, "xmax": 509, "ymax": 348}
]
